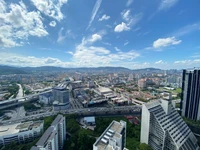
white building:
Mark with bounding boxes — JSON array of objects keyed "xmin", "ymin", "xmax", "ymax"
[
  {"xmin": 93, "ymin": 120, "xmax": 127, "ymax": 150},
  {"xmin": 0, "ymin": 120, "xmax": 43, "ymax": 147},
  {"xmin": 140, "ymin": 97, "xmax": 200, "ymax": 150},
  {"xmin": 31, "ymin": 114, "xmax": 66, "ymax": 150}
]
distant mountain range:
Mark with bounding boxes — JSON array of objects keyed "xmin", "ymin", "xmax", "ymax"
[
  {"xmin": 0, "ymin": 66, "xmax": 27, "ymax": 75},
  {"xmin": 0, "ymin": 65, "xmax": 163, "ymax": 75}
]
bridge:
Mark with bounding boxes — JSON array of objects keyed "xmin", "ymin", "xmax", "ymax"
[
  {"xmin": 1, "ymin": 105, "xmax": 142, "ymax": 125},
  {"xmin": 0, "ymin": 90, "xmax": 52, "ymax": 110}
]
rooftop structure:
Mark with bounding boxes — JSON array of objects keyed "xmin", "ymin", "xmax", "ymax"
[{"xmin": 93, "ymin": 120, "xmax": 127, "ymax": 150}]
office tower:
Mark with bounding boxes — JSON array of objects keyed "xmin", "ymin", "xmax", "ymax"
[
  {"xmin": 181, "ymin": 69, "xmax": 200, "ymax": 120},
  {"xmin": 0, "ymin": 121, "xmax": 43, "ymax": 148},
  {"xmin": 31, "ymin": 114, "xmax": 66, "ymax": 150},
  {"xmin": 93, "ymin": 120, "xmax": 127, "ymax": 150},
  {"xmin": 52, "ymin": 87, "xmax": 70, "ymax": 104},
  {"xmin": 140, "ymin": 97, "xmax": 199, "ymax": 150}
]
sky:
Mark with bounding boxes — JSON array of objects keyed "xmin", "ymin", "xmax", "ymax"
[{"xmin": 0, "ymin": 0, "xmax": 200, "ymax": 69}]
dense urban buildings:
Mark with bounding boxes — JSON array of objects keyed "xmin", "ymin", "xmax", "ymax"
[
  {"xmin": 0, "ymin": 121, "xmax": 44, "ymax": 147},
  {"xmin": 181, "ymin": 69, "xmax": 200, "ymax": 120},
  {"xmin": 141, "ymin": 96, "xmax": 199, "ymax": 150},
  {"xmin": 93, "ymin": 120, "xmax": 127, "ymax": 150},
  {"xmin": 31, "ymin": 114, "xmax": 66, "ymax": 150}
]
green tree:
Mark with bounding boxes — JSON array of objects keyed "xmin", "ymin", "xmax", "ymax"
[{"xmin": 139, "ymin": 143, "xmax": 153, "ymax": 150}]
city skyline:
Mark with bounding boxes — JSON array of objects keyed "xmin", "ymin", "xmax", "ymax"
[{"xmin": 0, "ymin": 0, "xmax": 200, "ymax": 69}]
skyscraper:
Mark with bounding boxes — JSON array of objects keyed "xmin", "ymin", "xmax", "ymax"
[
  {"xmin": 181, "ymin": 69, "xmax": 200, "ymax": 120},
  {"xmin": 140, "ymin": 97, "xmax": 199, "ymax": 150}
]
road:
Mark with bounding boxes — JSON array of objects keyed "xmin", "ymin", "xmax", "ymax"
[
  {"xmin": 14, "ymin": 84, "xmax": 26, "ymax": 120},
  {"xmin": 1, "ymin": 105, "xmax": 141, "ymax": 125}
]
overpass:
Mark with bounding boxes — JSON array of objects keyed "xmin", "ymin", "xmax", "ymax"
[
  {"xmin": 0, "ymin": 90, "xmax": 52, "ymax": 110},
  {"xmin": 1, "ymin": 105, "xmax": 142, "ymax": 125}
]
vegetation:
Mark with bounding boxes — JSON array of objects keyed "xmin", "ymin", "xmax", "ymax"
[
  {"xmin": 139, "ymin": 143, "xmax": 153, "ymax": 150},
  {"xmin": 64, "ymin": 114, "xmax": 96, "ymax": 150},
  {"xmin": 43, "ymin": 115, "xmax": 56, "ymax": 130},
  {"xmin": 3, "ymin": 84, "xmax": 19, "ymax": 99},
  {"xmin": 23, "ymin": 102, "xmax": 40, "ymax": 111},
  {"xmin": 64, "ymin": 115, "xmax": 142, "ymax": 150}
]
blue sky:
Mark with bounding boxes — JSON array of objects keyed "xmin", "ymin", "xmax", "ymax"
[{"xmin": 0, "ymin": 0, "xmax": 200, "ymax": 69}]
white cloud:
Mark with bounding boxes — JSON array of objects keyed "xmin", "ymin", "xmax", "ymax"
[
  {"xmin": 121, "ymin": 9, "xmax": 143, "ymax": 27},
  {"xmin": 57, "ymin": 28, "xmax": 75, "ymax": 43},
  {"xmin": 99, "ymin": 14, "xmax": 110, "ymax": 21},
  {"xmin": 87, "ymin": 0, "xmax": 102, "ymax": 30},
  {"xmin": 49, "ymin": 21, "xmax": 56, "ymax": 27},
  {"xmin": 31, "ymin": 0, "xmax": 68, "ymax": 21},
  {"xmin": 114, "ymin": 22, "xmax": 130, "ymax": 32},
  {"xmin": 0, "ymin": 0, "xmax": 6, "ymax": 13},
  {"xmin": 153, "ymin": 37, "xmax": 181, "ymax": 48},
  {"xmin": 70, "ymin": 38, "xmax": 140, "ymax": 67},
  {"xmin": 174, "ymin": 59, "xmax": 200, "ymax": 67},
  {"xmin": 126, "ymin": 0, "xmax": 133, "ymax": 7},
  {"xmin": 124, "ymin": 42, "xmax": 129, "ymax": 46},
  {"xmin": 0, "ymin": 0, "xmax": 48, "ymax": 48},
  {"xmin": 0, "ymin": 52, "xmax": 72, "ymax": 67},
  {"xmin": 155, "ymin": 60, "xmax": 164, "ymax": 64},
  {"xmin": 114, "ymin": 47, "xmax": 121, "ymax": 52},
  {"xmin": 158, "ymin": 0, "xmax": 179, "ymax": 11},
  {"xmin": 121, "ymin": 10, "xmax": 131, "ymax": 22},
  {"xmin": 172, "ymin": 23, "xmax": 200, "ymax": 37},
  {"xmin": 89, "ymin": 34, "xmax": 102, "ymax": 43}
]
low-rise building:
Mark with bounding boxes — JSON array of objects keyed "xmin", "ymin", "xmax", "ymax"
[
  {"xmin": 0, "ymin": 120, "xmax": 44, "ymax": 147},
  {"xmin": 93, "ymin": 120, "xmax": 127, "ymax": 150},
  {"xmin": 84, "ymin": 117, "xmax": 96, "ymax": 126}
]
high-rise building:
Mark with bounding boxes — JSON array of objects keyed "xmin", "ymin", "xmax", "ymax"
[
  {"xmin": 140, "ymin": 97, "xmax": 199, "ymax": 150},
  {"xmin": 93, "ymin": 120, "xmax": 127, "ymax": 150},
  {"xmin": 31, "ymin": 114, "xmax": 66, "ymax": 150},
  {"xmin": 181, "ymin": 69, "xmax": 200, "ymax": 120},
  {"xmin": 52, "ymin": 87, "xmax": 70, "ymax": 104}
]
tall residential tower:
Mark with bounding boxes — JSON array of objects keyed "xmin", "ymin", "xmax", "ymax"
[
  {"xmin": 140, "ymin": 97, "xmax": 199, "ymax": 150},
  {"xmin": 181, "ymin": 69, "xmax": 200, "ymax": 120}
]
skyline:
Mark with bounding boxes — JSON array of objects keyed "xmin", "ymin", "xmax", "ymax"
[{"xmin": 0, "ymin": 0, "xmax": 200, "ymax": 69}]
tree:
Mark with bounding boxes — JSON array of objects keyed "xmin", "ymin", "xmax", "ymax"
[{"xmin": 139, "ymin": 143, "xmax": 153, "ymax": 150}]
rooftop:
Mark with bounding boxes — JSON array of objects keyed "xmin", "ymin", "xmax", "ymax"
[
  {"xmin": 36, "ymin": 126, "xmax": 55, "ymax": 147},
  {"xmin": 94, "ymin": 120, "xmax": 126, "ymax": 150},
  {"xmin": 51, "ymin": 114, "xmax": 64, "ymax": 126},
  {"xmin": 84, "ymin": 116, "xmax": 95, "ymax": 123},
  {"xmin": 0, "ymin": 120, "xmax": 43, "ymax": 137}
]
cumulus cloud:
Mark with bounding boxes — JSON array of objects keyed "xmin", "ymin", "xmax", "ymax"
[
  {"xmin": 87, "ymin": 0, "xmax": 102, "ymax": 30},
  {"xmin": 0, "ymin": 0, "xmax": 48, "ymax": 48},
  {"xmin": 31, "ymin": 0, "xmax": 68, "ymax": 21},
  {"xmin": 89, "ymin": 34, "xmax": 102, "ymax": 43},
  {"xmin": 158, "ymin": 0, "xmax": 179, "ymax": 11},
  {"xmin": 70, "ymin": 37, "xmax": 140, "ymax": 67},
  {"xmin": 114, "ymin": 22, "xmax": 130, "ymax": 32},
  {"xmin": 153, "ymin": 37, "xmax": 181, "ymax": 48},
  {"xmin": 0, "ymin": 52, "xmax": 72, "ymax": 67},
  {"xmin": 49, "ymin": 21, "xmax": 56, "ymax": 27},
  {"xmin": 99, "ymin": 14, "xmax": 110, "ymax": 21}
]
